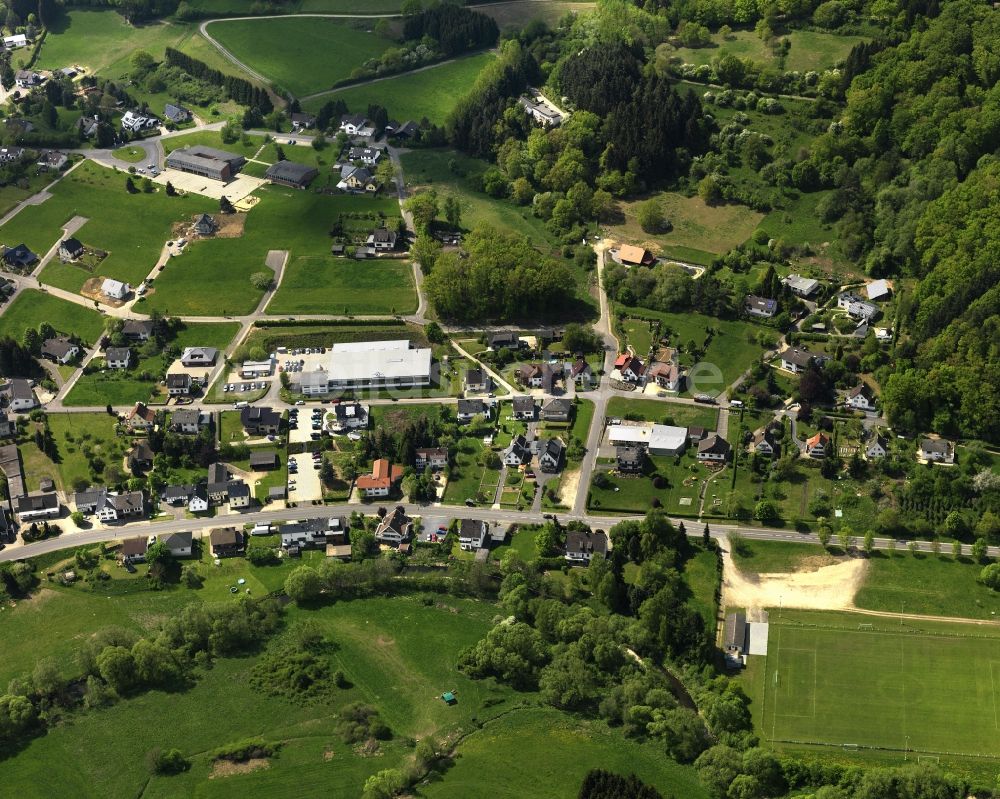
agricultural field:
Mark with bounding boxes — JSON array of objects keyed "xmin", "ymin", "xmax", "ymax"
[
  {"xmin": 0, "ymin": 162, "xmax": 213, "ymax": 295},
  {"xmin": 0, "ymin": 290, "xmax": 106, "ymax": 344},
  {"xmin": 608, "ymin": 191, "xmax": 764, "ymax": 263},
  {"xmin": 305, "ymin": 52, "xmax": 496, "ymax": 122},
  {"xmin": 206, "ymin": 17, "xmax": 392, "ymax": 97},
  {"xmin": 144, "ymin": 186, "xmax": 400, "ymax": 317},
  {"xmin": 670, "ymin": 29, "xmax": 866, "ymax": 73},
  {"xmin": 748, "ymin": 609, "xmax": 1000, "ymax": 757},
  {"xmin": 619, "ymin": 307, "xmax": 770, "ymax": 395},
  {"xmin": 268, "ymin": 258, "xmax": 417, "ymax": 315}
]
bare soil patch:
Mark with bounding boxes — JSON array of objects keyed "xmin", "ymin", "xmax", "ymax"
[
  {"xmin": 209, "ymin": 758, "xmax": 270, "ymax": 779},
  {"xmin": 80, "ymin": 276, "xmax": 127, "ymax": 306},
  {"xmin": 721, "ymin": 536, "xmax": 868, "ymax": 614},
  {"xmin": 171, "ymin": 213, "xmax": 246, "ymax": 240}
]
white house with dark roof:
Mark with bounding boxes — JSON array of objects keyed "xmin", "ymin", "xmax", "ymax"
[
  {"xmin": 744, "ymin": 295, "xmax": 777, "ymax": 318},
  {"xmin": 503, "ymin": 434, "xmax": 532, "ymax": 466},
  {"xmin": 457, "ymin": 398, "xmax": 490, "ymax": 423},
  {"xmin": 105, "ymin": 347, "xmax": 132, "ymax": 369},
  {"xmin": 920, "ymin": 438, "xmax": 954, "ymax": 464},
  {"xmin": 121, "ymin": 110, "xmax": 159, "ymax": 133},
  {"xmin": 4, "ymin": 379, "xmax": 38, "ymax": 411},
  {"xmin": 845, "ymin": 383, "xmax": 876, "ymax": 411},
  {"xmin": 41, "ymin": 336, "xmax": 79, "ymax": 364},
  {"xmin": 779, "ymin": 347, "xmax": 814, "ymax": 373},
  {"xmin": 59, "ymin": 238, "xmax": 84, "ymax": 261},
  {"xmin": 566, "ymin": 531, "xmax": 608, "ymax": 564}
]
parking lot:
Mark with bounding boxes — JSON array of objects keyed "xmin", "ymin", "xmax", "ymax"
[
  {"xmin": 287, "ymin": 450, "xmax": 323, "ymax": 502},
  {"xmin": 287, "ymin": 407, "xmax": 327, "ymax": 445},
  {"xmin": 220, "ymin": 366, "xmax": 273, "ymax": 398},
  {"xmin": 278, "ymin": 347, "xmax": 329, "ymax": 381}
]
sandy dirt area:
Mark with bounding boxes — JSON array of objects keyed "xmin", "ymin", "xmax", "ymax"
[
  {"xmin": 556, "ymin": 467, "xmax": 580, "ymax": 507},
  {"xmin": 721, "ymin": 535, "xmax": 869, "ymax": 613}
]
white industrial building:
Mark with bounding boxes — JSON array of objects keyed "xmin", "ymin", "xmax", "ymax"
[
  {"xmin": 608, "ymin": 423, "xmax": 688, "ymax": 456},
  {"xmin": 323, "ymin": 340, "xmax": 432, "ymax": 390}
]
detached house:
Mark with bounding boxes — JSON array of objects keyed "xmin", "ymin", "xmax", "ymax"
[
  {"xmin": 41, "ymin": 336, "xmax": 79, "ymax": 364},
  {"xmin": 357, "ymin": 458, "xmax": 404, "ymax": 498},
  {"xmin": 748, "ymin": 427, "xmax": 779, "ymax": 457},
  {"xmin": 161, "ymin": 531, "xmax": 193, "ymax": 558},
  {"xmin": 616, "ymin": 445, "xmax": 645, "ymax": 473},
  {"xmin": 845, "ymin": 383, "xmax": 876, "ymax": 411},
  {"xmin": 540, "ymin": 398, "xmax": 573, "ymax": 423},
  {"xmin": 96, "ymin": 491, "xmax": 145, "ymax": 522},
  {"xmin": 170, "ymin": 408, "xmax": 206, "ymax": 434},
  {"xmin": 415, "ymin": 447, "xmax": 448, "ymax": 471},
  {"xmin": 337, "ymin": 164, "xmax": 380, "ymax": 192},
  {"xmin": 125, "ymin": 401, "xmax": 156, "ymax": 431},
  {"xmin": 3, "ymin": 243, "xmax": 38, "ymax": 268},
  {"xmin": 166, "ymin": 373, "xmax": 191, "ymax": 396},
  {"xmin": 459, "ymin": 518, "xmax": 489, "ymax": 551},
  {"xmin": 538, "ymin": 438, "xmax": 565, "ymax": 473},
  {"xmin": 464, "ymin": 367, "xmax": 493, "ymax": 394},
  {"xmin": 511, "ymin": 396, "xmax": 537, "ymax": 421},
  {"xmin": 241, "ymin": 406, "xmax": 281, "ymax": 436},
  {"xmin": 614, "ymin": 353, "xmax": 644, "ymax": 383},
  {"xmin": 503, "ymin": 434, "xmax": 532, "ymax": 466},
  {"xmin": 375, "ymin": 506, "xmax": 413, "ymax": 547},
  {"xmin": 779, "ymin": 347, "xmax": 814, "ymax": 374},
  {"xmin": 15, "ymin": 492, "xmax": 59, "ymax": 522},
  {"xmin": 105, "ymin": 347, "xmax": 132, "ymax": 370},
  {"xmin": 565, "ymin": 531, "xmax": 608, "ymax": 564},
  {"xmin": 290, "ymin": 111, "xmax": 316, "ymax": 129},
  {"xmin": 122, "ymin": 319, "xmax": 154, "ymax": 341},
  {"xmin": 920, "ymin": 439, "xmax": 954, "ymax": 464},
  {"xmin": 697, "ymin": 434, "xmax": 731, "ymax": 463},
  {"xmin": 569, "ymin": 358, "xmax": 593, "ymax": 386},
  {"xmin": 745, "ymin": 295, "xmax": 777, "ymax": 318},
  {"xmin": 339, "ymin": 113, "xmax": 373, "ymax": 136},
  {"xmin": 14, "ymin": 69, "xmax": 43, "ymax": 88},
  {"xmin": 3, "ymin": 379, "xmax": 37, "ymax": 411},
  {"xmin": 164, "ymin": 103, "xmax": 191, "ymax": 124},
  {"xmin": 783, "ymin": 273, "xmax": 820, "ymax": 298},
  {"xmin": 805, "ymin": 432, "xmax": 830, "ymax": 459},
  {"xmin": 366, "ymin": 228, "xmax": 397, "ymax": 250},
  {"xmin": 457, "ymin": 398, "xmax": 490, "ymax": 423},
  {"xmin": 866, "ymin": 434, "xmax": 888, "ymax": 460},
  {"xmin": 349, "ymin": 146, "xmax": 382, "ymax": 165},
  {"xmin": 227, "ymin": 481, "xmax": 252, "ymax": 509},
  {"xmin": 647, "ymin": 361, "xmax": 682, "ymax": 391},
  {"xmin": 331, "ymin": 402, "xmax": 369, "ymax": 431},
  {"xmin": 120, "ymin": 110, "xmax": 158, "ymax": 133},
  {"xmin": 180, "ymin": 346, "xmax": 218, "ymax": 367},
  {"xmin": 101, "ymin": 279, "xmax": 130, "ymax": 300},
  {"xmin": 59, "ymin": 238, "xmax": 84, "ymax": 261},
  {"xmin": 120, "ymin": 537, "xmax": 148, "ymax": 564},
  {"xmin": 210, "ymin": 527, "xmax": 245, "ymax": 557}
]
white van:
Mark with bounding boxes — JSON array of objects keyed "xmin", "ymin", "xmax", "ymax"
[
  {"xmin": 233, "ymin": 401, "xmax": 249, "ymax": 409},
  {"xmin": 729, "ymin": 399, "xmax": 744, "ymax": 409}
]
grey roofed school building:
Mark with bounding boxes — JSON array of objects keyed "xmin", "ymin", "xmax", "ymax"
[
  {"xmin": 264, "ymin": 160, "xmax": 319, "ymax": 188},
  {"xmin": 165, "ymin": 145, "xmax": 246, "ymax": 181}
]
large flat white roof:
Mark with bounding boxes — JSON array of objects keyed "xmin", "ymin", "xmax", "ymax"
[
  {"xmin": 609, "ymin": 423, "xmax": 687, "ymax": 451},
  {"xmin": 328, "ymin": 340, "xmax": 431, "ymax": 382}
]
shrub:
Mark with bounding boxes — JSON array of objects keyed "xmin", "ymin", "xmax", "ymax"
[{"xmin": 147, "ymin": 747, "xmax": 190, "ymax": 775}]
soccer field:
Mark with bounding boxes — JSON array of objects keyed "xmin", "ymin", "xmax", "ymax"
[{"xmin": 754, "ymin": 610, "xmax": 1000, "ymax": 758}]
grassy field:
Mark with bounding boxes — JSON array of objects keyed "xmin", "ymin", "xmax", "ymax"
[
  {"xmin": 206, "ymin": 17, "xmax": 392, "ymax": 96},
  {"xmin": 620, "ymin": 307, "xmax": 769, "ymax": 396},
  {"xmin": 111, "ymin": 146, "xmax": 146, "ymax": 163},
  {"xmin": 144, "ymin": 186, "xmax": 400, "ymax": 316},
  {"xmin": 588, "ymin": 450, "xmax": 710, "ymax": 516},
  {"xmin": 33, "ymin": 10, "xmax": 240, "ymax": 83},
  {"xmin": 609, "ymin": 191, "xmax": 764, "ymax": 261},
  {"xmin": 683, "ymin": 544, "xmax": 721, "ymax": 628},
  {"xmin": 422, "ymin": 707, "xmax": 709, "ymax": 799},
  {"xmin": 606, "ymin": 397, "xmax": 719, "ymax": 429},
  {"xmin": 0, "ymin": 172, "xmax": 53, "ymax": 219},
  {"xmin": 730, "ymin": 538, "xmax": 836, "ymax": 574},
  {"xmin": 0, "ymin": 290, "xmax": 106, "ymax": 344},
  {"xmin": 749, "ymin": 609, "xmax": 1000, "ymax": 757},
  {"xmin": 42, "ymin": 412, "xmax": 128, "ymax": 492},
  {"xmin": 268, "ymin": 258, "xmax": 417, "ymax": 315},
  {"xmin": 304, "ymin": 52, "xmax": 496, "ymax": 122},
  {"xmin": 1, "ymin": 162, "xmax": 213, "ymax": 294},
  {"xmin": 854, "ymin": 552, "xmax": 1000, "ymax": 621},
  {"xmin": 672, "ymin": 29, "xmax": 865, "ymax": 73}
]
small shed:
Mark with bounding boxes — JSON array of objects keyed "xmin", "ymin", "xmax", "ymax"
[{"xmin": 441, "ymin": 691, "xmax": 456, "ymax": 705}]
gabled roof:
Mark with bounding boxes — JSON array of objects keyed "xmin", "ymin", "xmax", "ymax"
[
  {"xmin": 698, "ymin": 434, "xmax": 731, "ymax": 456},
  {"xmin": 566, "ymin": 530, "xmax": 608, "ymax": 556},
  {"xmin": 779, "ymin": 347, "xmax": 814, "ymax": 368},
  {"xmin": 806, "ymin": 432, "xmax": 829, "ymax": 448},
  {"xmin": 512, "ymin": 396, "xmax": 536, "ymax": 415},
  {"xmin": 457, "ymin": 398, "xmax": 487, "ymax": 415}
]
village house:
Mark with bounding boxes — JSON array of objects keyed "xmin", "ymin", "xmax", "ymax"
[
  {"xmin": 290, "ymin": 111, "xmax": 317, "ymax": 129},
  {"xmin": 744, "ymin": 295, "xmax": 778, "ymax": 318},
  {"xmin": 125, "ymin": 402, "xmax": 156, "ymax": 431},
  {"xmin": 337, "ymin": 164, "xmax": 380, "ymax": 193},
  {"xmin": 40, "ymin": 336, "xmax": 80, "ymax": 365},
  {"xmin": 565, "ymin": 531, "xmax": 608, "ymax": 564},
  {"xmin": 180, "ymin": 346, "xmax": 218, "ymax": 367},
  {"xmin": 459, "ymin": 518, "xmax": 489, "ymax": 551},
  {"xmin": 617, "ymin": 244, "xmax": 656, "ymax": 267},
  {"xmin": 105, "ymin": 347, "xmax": 132, "ymax": 370},
  {"xmin": 865, "ymin": 433, "xmax": 888, "ymax": 460},
  {"xmin": 569, "ymin": 358, "xmax": 593, "ymax": 386},
  {"xmin": 783, "ymin": 273, "xmax": 820, "ymax": 298},
  {"xmin": 15, "ymin": 492, "xmax": 60, "ymax": 522},
  {"xmin": 170, "ymin": 408, "xmax": 207, "ymax": 434},
  {"xmin": 503, "ymin": 434, "xmax": 532, "ymax": 466},
  {"xmin": 192, "ymin": 214, "xmax": 217, "ymax": 236},
  {"xmin": 330, "ymin": 402, "xmax": 368, "ymax": 431},
  {"xmin": 349, "ymin": 146, "xmax": 382, "ymax": 165},
  {"xmin": 161, "ymin": 531, "xmax": 193, "ymax": 558},
  {"xmin": 647, "ymin": 361, "xmax": 682, "ymax": 391},
  {"xmin": 511, "ymin": 396, "xmax": 537, "ymax": 421},
  {"xmin": 457, "ymin": 398, "xmax": 490, "ymax": 424},
  {"xmin": 488, "ymin": 332, "xmax": 524, "ymax": 350},
  {"xmin": 614, "ymin": 353, "xmax": 645, "ymax": 383},
  {"xmin": 120, "ymin": 537, "xmax": 148, "ymax": 565},
  {"xmin": 540, "ymin": 398, "xmax": 574, "ymax": 423},
  {"xmin": 357, "ymin": 458, "xmax": 404, "ymax": 498},
  {"xmin": 281, "ymin": 517, "xmax": 347, "ymax": 554},
  {"xmin": 518, "ymin": 95, "xmax": 563, "ymax": 126},
  {"xmin": 122, "ymin": 319, "xmax": 154, "ymax": 341},
  {"xmin": 748, "ymin": 427, "xmax": 779, "ymax": 457},
  {"xmin": 101, "ymin": 278, "xmax": 130, "ymax": 301},
  {"xmin": 415, "ymin": 447, "xmax": 448, "ymax": 471},
  {"xmin": 164, "ymin": 103, "xmax": 192, "ymax": 124},
  {"xmin": 616, "ymin": 445, "xmax": 645, "ymax": 473},
  {"xmin": 3, "ymin": 379, "xmax": 37, "ymax": 411},
  {"xmin": 37, "ymin": 150, "xmax": 68, "ymax": 171},
  {"xmin": 14, "ymin": 69, "xmax": 43, "ymax": 88},
  {"xmin": 464, "ymin": 367, "xmax": 493, "ymax": 394},
  {"xmin": 207, "ymin": 463, "xmax": 231, "ymax": 504},
  {"xmin": 58, "ymin": 237, "xmax": 84, "ymax": 261},
  {"xmin": 166, "ymin": 373, "xmax": 191, "ymax": 396},
  {"xmin": 837, "ymin": 292, "xmax": 880, "ymax": 322},
  {"xmin": 210, "ymin": 527, "xmax": 245, "ymax": 557},
  {"xmin": 779, "ymin": 347, "xmax": 814, "ymax": 374},
  {"xmin": 339, "ymin": 113, "xmax": 374, "ymax": 137},
  {"xmin": 3, "ymin": 243, "xmax": 38, "ymax": 268},
  {"xmin": 845, "ymin": 383, "xmax": 876, "ymax": 411},
  {"xmin": 241, "ymin": 406, "xmax": 281, "ymax": 436},
  {"xmin": 806, "ymin": 432, "xmax": 830, "ymax": 459},
  {"xmin": 920, "ymin": 438, "xmax": 955, "ymax": 464},
  {"xmin": 96, "ymin": 491, "xmax": 145, "ymax": 523},
  {"xmin": 697, "ymin": 434, "xmax": 731, "ymax": 463},
  {"xmin": 0, "ymin": 146, "xmax": 25, "ymax": 164},
  {"xmin": 375, "ymin": 506, "xmax": 413, "ymax": 547},
  {"xmin": 366, "ymin": 228, "xmax": 397, "ymax": 251},
  {"xmin": 120, "ymin": 110, "xmax": 159, "ymax": 133},
  {"xmin": 161, "ymin": 484, "xmax": 197, "ymax": 507},
  {"xmin": 865, "ymin": 279, "xmax": 891, "ymax": 302},
  {"xmin": 127, "ymin": 440, "xmax": 154, "ymax": 472},
  {"xmin": 227, "ymin": 481, "xmax": 252, "ymax": 509},
  {"xmin": 538, "ymin": 438, "xmax": 565, "ymax": 473}
]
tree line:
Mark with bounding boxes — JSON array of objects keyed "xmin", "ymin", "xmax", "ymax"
[{"xmin": 164, "ymin": 47, "xmax": 273, "ymax": 114}]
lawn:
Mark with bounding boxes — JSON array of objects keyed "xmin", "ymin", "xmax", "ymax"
[
  {"xmin": 422, "ymin": 707, "xmax": 708, "ymax": 799},
  {"xmin": 304, "ymin": 52, "xmax": 496, "ymax": 121},
  {"xmin": 144, "ymin": 186, "xmax": 400, "ymax": 316},
  {"xmin": 624, "ymin": 317, "xmax": 655, "ymax": 356},
  {"xmin": 0, "ymin": 172, "xmax": 52, "ymax": 219},
  {"xmin": 32, "ymin": 10, "xmax": 242, "ymax": 84},
  {"xmin": 854, "ymin": 551, "xmax": 1000, "ymax": 621},
  {"xmin": 749, "ymin": 609, "xmax": 1000, "ymax": 757},
  {"xmin": 0, "ymin": 290, "xmax": 106, "ymax": 344},
  {"xmin": 671, "ymin": 29, "xmax": 865, "ymax": 73},
  {"xmin": 608, "ymin": 191, "xmax": 764, "ymax": 262},
  {"xmin": 1, "ymin": 162, "xmax": 213, "ymax": 294},
  {"xmin": 730, "ymin": 538, "xmax": 835, "ymax": 574},
  {"xmin": 683, "ymin": 544, "xmax": 721, "ymax": 628},
  {"xmin": 206, "ymin": 17, "xmax": 393, "ymax": 97},
  {"xmin": 620, "ymin": 307, "xmax": 769, "ymax": 396},
  {"xmin": 111, "ymin": 146, "xmax": 146, "ymax": 163},
  {"xmin": 606, "ymin": 397, "xmax": 719, "ymax": 430},
  {"xmin": 268, "ymin": 258, "xmax": 417, "ymax": 315},
  {"xmin": 588, "ymin": 451, "xmax": 710, "ymax": 516}
]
